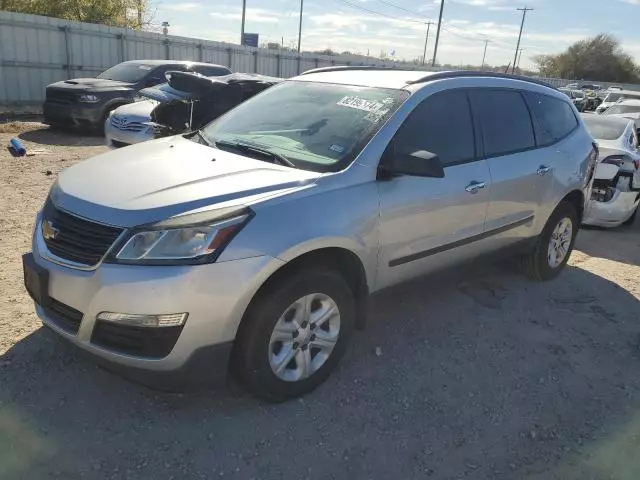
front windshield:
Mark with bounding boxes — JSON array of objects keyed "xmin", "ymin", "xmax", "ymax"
[
  {"xmin": 98, "ymin": 63, "xmax": 156, "ymax": 83},
  {"xmin": 604, "ymin": 104, "xmax": 640, "ymax": 115},
  {"xmin": 582, "ymin": 115, "xmax": 627, "ymax": 140},
  {"xmin": 202, "ymin": 81, "xmax": 408, "ymax": 172},
  {"xmin": 603, "ymin": 93, "xmax": 622, "ymax": 103}
]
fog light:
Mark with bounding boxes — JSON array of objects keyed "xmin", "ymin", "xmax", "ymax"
[{"xmin": 96, "ymin": 312, "xmax": 188, "ymax": 328}]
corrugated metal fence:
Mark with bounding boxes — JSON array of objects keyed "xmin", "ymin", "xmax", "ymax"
[
  {"xmin": 2, "ymin": 10, "xmax": 640, "ymax": 113},
  {"xmin": 0, "ymin": 11, "xmax": 430, "ymax": 112}
]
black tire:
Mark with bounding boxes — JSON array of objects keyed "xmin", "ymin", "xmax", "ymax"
[
  {"xmin": 233, "ymin": 268, "xmax": 355, "ymax": 402},
  {"xmin": 621, "ymin": 204, "xmax": 638, "ymax": 227},
  {"xmin": 522, "ymin": 201, "xmax": 578, "ymax": 281}
]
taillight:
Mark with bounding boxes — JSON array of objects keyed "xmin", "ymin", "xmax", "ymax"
[{"xmin": 634, "ymin": 159, "xmax": 640, "ymax": 170}]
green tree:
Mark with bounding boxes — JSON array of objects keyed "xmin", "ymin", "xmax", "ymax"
[
  {"xmin": 533, "ymin": 34, "xmax": 639, "ymax": 82},
  {"xmin": 0, "ymin": 0, "xmax": 152, "ymax": 29}
]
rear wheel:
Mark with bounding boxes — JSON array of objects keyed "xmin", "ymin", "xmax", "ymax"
[
  {"xmin": 233, "ymin": 269, "xmax": 355, "ymax": 402},
  {"xmin": 522, "ymin": 201, "xmax": 578, "ymax": 281}
]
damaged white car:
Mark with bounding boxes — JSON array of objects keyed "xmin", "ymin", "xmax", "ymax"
[{"xmin": 581, "ymin": 114, "xmax": 640, "ymax": 227}]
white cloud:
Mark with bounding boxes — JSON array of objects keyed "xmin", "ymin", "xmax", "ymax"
[
  {"xmin": 165, "ymin": 2, "xmax": 201, "ymax": 12},
  {"xmin": 209, "ymin": 8, "xmax": 280, "ymax": 23}
]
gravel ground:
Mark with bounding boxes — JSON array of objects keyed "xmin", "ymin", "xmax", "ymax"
[{"xmin": 2, "ymin": 124, "xmax": 640, "ymax": 480}]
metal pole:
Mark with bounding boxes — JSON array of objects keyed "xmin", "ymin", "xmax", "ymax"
[
  {"xmin": 431, "ymin": 0, "xmax": 445, "ymax": 67},
  {"xmin": 512, "ymin": 7, "xmax": 533, "ymax": 74},
  {"xmin": 297, "ymin": 0, "xmax": 304, "ymax": 53},
  {"xmin": 481, "ymin": 40, "xmax": 489, "ymax": 70},
  {"xmin": 422, "ymin": 22, "xmax": 433, "ymax": 66},
  {"xmin": 240, "ymin": 0, "xmax": 246, "ymax": 45},
  {"xmin": 516, "ymin": 48, "xmax": 524, "ymax": 70}
]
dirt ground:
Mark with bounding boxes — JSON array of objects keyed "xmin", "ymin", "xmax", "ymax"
[{"xmin": 1, "ymin": 123, "xmax": 640, "ymax": 480}]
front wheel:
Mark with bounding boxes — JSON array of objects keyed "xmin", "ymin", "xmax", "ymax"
[
  {"xmin": 522, "ymin": 201, "xmax": 578, "ymax": 281},
  {"xmin": 233, "ymin": 269, "xmax": 355, "ymax": 402}
]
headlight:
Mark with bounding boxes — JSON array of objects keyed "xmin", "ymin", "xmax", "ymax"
[
  {"xmin": 78, "ymin": 94, "xmax": 100, "ymax": 103},
  {"xmin": 113, "ymin": 214, "xmax": 249, "ymax": 264}
]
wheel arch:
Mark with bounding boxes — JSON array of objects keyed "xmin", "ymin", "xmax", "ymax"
[
  {"xmin": 560, "ymin": 189, "xmax": 585, "ymax": 223},
  {"xmin": 239, "ymin": 246, "xmax": 371, "ymax": 336}
]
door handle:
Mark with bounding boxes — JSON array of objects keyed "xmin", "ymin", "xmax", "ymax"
[
  {"xmin": 465, "ymin": 181, "xmax": 486, "ymax": 194},
  {"xmin": 537, "ymin": 165, "xmax": 552, "ymax": 176}
]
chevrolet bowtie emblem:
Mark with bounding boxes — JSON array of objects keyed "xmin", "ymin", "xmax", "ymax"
[{"xmin": 42, "ymin": 220, "xmax": 60, "ymax": 240}]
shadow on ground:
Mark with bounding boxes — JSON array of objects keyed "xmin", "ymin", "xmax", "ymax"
[
  {"xmin": 577, "ymin": 218, "xmax": 640, "ymax": 267},
  {"xmin": 19, "ymin": 127, "xmax": 104, "ymax": 147},
  {"xmin": 2, "ymin": 256, "xmax": 640, "ymax": 480}
]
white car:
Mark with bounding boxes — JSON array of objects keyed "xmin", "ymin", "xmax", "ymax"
[
  {"xmin": 581, "ymin": 114, "xmax": 640, "ymax": 227},
  {"xmin": 104, "ymin": 99, "xmax": 158, "ymax": 148},
  {"xmin": 597, "ymin": 92, "xmax": 640, "ymax": 115}
]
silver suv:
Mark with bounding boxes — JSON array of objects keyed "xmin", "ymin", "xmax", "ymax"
[{"xmin": 24, "ymin": 68, "xmax": 596, "ymax": 401}]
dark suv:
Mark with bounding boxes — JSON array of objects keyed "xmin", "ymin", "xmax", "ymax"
[{"xmin": 42, "ymin": 60, "xmax": 231, "ymax": 131}]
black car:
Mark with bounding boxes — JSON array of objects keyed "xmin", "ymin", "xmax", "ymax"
[{"xmin": 42, "ymin": 60, "xmax": 232, "ymax": 131}]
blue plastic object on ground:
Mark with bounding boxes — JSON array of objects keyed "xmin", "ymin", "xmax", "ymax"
[{"xmin": 9, "ymin": 137, "xmax": 26, "ymax": 156}]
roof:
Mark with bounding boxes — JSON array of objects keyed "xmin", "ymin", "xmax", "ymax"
[
  {"xmin": 615, "ymin": 98, "xmax": 640, "ymax": 105},
  {"xmin": 614, "ymin": 90, "xmax": 640, "ymax": 97},
  {"xmin": 120, "ymin": 59, "xmax": 224, "ymax": 67},
  {"xmin": 581, "ymin": 112, "xmax": 633, "ymax": 129},
  {"xmin": 295, "ymin": 67, "xmax": 556, "ymax": 91}
]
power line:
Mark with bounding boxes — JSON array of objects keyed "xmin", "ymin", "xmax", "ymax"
[
  {"xmin": 374, "ymin": 0, "xmax": 431, "ymax": 19},
  {"xmin": 333, "ymin": 0, "xmax": 424, "ymax": 24}
]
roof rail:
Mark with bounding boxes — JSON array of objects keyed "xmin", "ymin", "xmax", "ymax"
[
  {"xmin": 300, "ymin": 65, "xmax": 417, "ymax": 75},
  {"xmin": 405, "ymin": 70, "xmax": 557, "ymax": 90},
  {"xmin": 299, "ymin": 67, "xmax": 557, "ymax": 90}
]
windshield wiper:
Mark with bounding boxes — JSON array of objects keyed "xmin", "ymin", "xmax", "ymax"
[{"xmin": 214, "ymin": 139, "xmax": 296, "ymax": 168}]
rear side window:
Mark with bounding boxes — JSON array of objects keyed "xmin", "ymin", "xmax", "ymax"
[
  {"xmin": 393, "ymin": 90, "xmax": 475, "ymax": 166},
  {"xmin": 469, "ymin": 89, "xmax": 535, "ymax": 157},
  {"xmin": 525, "ymin": 92, "xmax": 578, "ymax": 146},
  {"xmin": 191, "ymin": 65, "xmax": 231, "ymax": 77}
]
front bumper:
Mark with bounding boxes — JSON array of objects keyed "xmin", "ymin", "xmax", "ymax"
[
  {"xmin": 43, "ymin": 101, "xmax": 105, "ymax": 128},
  {"xmin": 583, "ymin": 190, "xmax": 640, "ymax": 227},
  {"xmin": 104, "ymin": 117, "xmax": 155, "ymax": 148},
  {"xmin": 28, "ymin": 215, "xmax": 283, "ymax": 386}
]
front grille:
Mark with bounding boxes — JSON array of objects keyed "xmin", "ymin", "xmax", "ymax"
[
  {"xmin": 44, "ymin": 298, "xmax": 83, "ymax": 334},
  {"xmin": 46, "ymin": 88, "xmax": 77, "ymax": 105},
  {"xmin": 42, "ymin": 200, "xmax": 123, "ymax": 266},
  {"xmin": 91, "ymin": 321, "xmax": 184, "ymax": 359},
  {"xmin": 110, "ymin": 115, "xmax": 147, "ymax": 132}
]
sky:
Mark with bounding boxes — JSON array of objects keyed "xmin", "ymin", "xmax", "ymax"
[{"xmin": 152, "ymin": 0, "xmax": 640, "ymax": 69}]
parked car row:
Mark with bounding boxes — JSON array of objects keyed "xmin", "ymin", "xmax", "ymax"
[
  {"xmin": 43, "ymin": 60, "xmax": 232, "ymax": 131},
  {"xmin": 29, "ymin": 66, "xmax": 637, "ymax": 400}
]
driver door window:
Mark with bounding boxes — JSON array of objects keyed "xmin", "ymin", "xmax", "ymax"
[{"xmin": 392, "ymin": 90, "xmax": 476, "ymax": 166}]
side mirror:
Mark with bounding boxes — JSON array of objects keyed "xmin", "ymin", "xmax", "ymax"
[{"xmin": 390, "ymin": 150, "xmax": 445, "ymax": 178}]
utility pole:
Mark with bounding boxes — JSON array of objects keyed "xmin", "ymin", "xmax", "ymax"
[
  {"xmin": 240, "ymin": 0, "xmax": 247, "ymax": 45},
  {"xmin": 481, "ymin": 39, "xmax": 489, "ymax": 70},
  {"xmin": 432, "ymin": 0, "xmax": 445, "ymax": 67},
  {"xmin": 512, "ymin": 7, "xmax": 533, "ymax": 74},
  {"xmin": 422, "ymin": 22, "xmax": 434, "ymax": 66},
  {"xmin": 516, "ymin": 48, "xmax": 524, "ymax": 71},
  {"xmin": 297, "ymin": 0, "xmax": 304, "ymax": 53}
]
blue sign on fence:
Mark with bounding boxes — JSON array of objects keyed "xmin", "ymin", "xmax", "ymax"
[{"xmin": 242, "ymin": 33, "xmax": 259, "ymax": 47}]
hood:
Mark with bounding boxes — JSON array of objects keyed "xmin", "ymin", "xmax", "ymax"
[
  {"xmin": 51, "ymin": 136, "xmax": 321, "ymax": 227},
  {"xmin": 47, "ymin": 78, "xmax": 134, "ymax": 92},
  {"xmin": 604, "ymin": 112, "xmax": 640, "ymax": 120},
  {"xmin": 111, "ymin": 100, "xmax": 157, "ymax": 122}
]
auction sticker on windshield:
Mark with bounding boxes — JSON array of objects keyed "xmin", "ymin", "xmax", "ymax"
[{"xmin": 337, "ymin": 96, "xmax": 386, "ymax": 112}]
